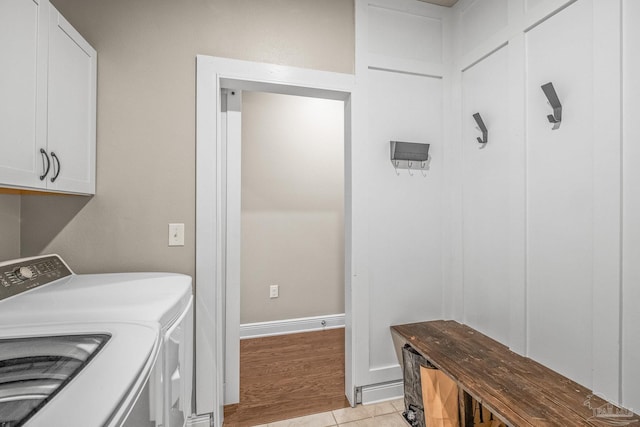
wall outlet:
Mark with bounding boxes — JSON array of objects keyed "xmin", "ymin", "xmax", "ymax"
[
  {"xmin": 169, "ymin": 223, "xmax": 185, "ymax": 246},
  {"xmin": 269, "ymin": 285, "xmax": 279, "ymax": 299}
]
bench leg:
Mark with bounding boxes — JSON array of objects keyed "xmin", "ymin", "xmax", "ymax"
[{"xmin": 458, "ymin": 389, "xmax": 474, "ymax": 427}]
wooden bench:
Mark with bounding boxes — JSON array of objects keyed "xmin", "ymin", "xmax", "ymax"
[{"xmin": 391, "ymin": 320, "xmax": 640, "ymax": 427}]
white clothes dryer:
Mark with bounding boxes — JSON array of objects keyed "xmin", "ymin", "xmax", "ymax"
[{"xmin": 0, "ymin": 254, "xmax": 193, "ymax": 427}]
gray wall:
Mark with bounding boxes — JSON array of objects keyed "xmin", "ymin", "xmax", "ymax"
[
  {"xmin": 0, "ymin": 195, "xmax": 20, "ymax": 261},
  {"xmin": 240, "ymin": 91, "xmax": 344, "ymax": 324},
  {"xmin": 16, "ymin": 0, "xmax": 354, "ymax": 275}
]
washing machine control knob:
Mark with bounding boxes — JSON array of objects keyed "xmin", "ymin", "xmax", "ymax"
[{"xmin": 14, "ymin": 267, "xmax": 35, "ymax": 281}]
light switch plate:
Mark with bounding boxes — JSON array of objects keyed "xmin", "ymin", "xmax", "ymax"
[
  {"xmin": 169, "ymin": 223, "xmax": 185, "ymax": 246},
  {"xmin": 269, "ymin": 285, "xmax": 279, "ymax": 299}
]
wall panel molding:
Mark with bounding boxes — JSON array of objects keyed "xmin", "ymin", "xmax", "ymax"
[
  {"xmin": 354, "ymin": 0, "xmax": 452, "ymax": 390},
  {"xmin": 451, "ymin": 0, "xmax": 624, "ymax": 404}
]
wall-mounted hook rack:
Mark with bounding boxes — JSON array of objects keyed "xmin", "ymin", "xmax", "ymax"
[
  {"xmin": 541, "ymin": 82, "xmax": 562, "ymax": 130},
  {"xmin": 390, "ymin": 141, "xmax": 430, "ymax": 175},
  {"xmin": 472, "ymin": 113, "xmax": 488, "ymax": 144},
  {"xmin": 390, "ymin": 141, "xmax": 430, "ymax": 162}
]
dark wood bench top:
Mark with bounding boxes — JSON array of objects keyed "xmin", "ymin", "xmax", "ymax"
[{"xmin": 391, "ymin": 320, "xmax": 640, "ymax": 427}]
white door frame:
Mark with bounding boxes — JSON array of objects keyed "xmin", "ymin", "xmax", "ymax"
[{"xmin": 195, "ymin": 55, "xmax": 355, "ymax": 426}]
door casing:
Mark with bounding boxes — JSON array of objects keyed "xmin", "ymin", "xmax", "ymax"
[{"xmin": 195, "ymin": 55, "xmax": 355, "ymax": 426}]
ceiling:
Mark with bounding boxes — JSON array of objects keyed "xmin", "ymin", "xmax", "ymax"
[{"xmin": 419, "ymin": 0, "xmax": 459, "ymax": 6}]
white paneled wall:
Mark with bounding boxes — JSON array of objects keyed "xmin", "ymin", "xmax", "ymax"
[
  {"xmin": 354, "ymin": 0, "xmax": 449, "ymax": 397},
  {"xmin": 451, "ymin": 0, "xmax": 623, "ymax": 403},
  {"xmin": 459, "ymin": 0, "xmax": 508, "ymax": 55},
  {"xmin": 368, "ymin": 6, "xmax": 442, "ymax": 63},
  {"xmin": 367, "ymin": 69, "xmax": 443, "ymax": 370},
  {"xmin": 524, "ymin": 0, "xmax": 594, "ymax": 387},
  {"xmin": 461, "ymin": 46, "xmax": 510, "ymax": 345},
  {"xmin": 356, "ymin": 0, "xmax": 634, "ymax": 406},
  {"xmin": 526, "ymin": 0, "xmax": 547, "ymax": 10}
]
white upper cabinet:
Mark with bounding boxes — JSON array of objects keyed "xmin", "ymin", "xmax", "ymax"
[
  {"xmin": 46, "ymin": 6, "xmax": 96, "ymax": 194},
  {"xmin": 0, "ymin": 0, "xmax": 47, "ymax": 189},
  {"xmin": 0, "ymin": 0, "xmax": 96, "ymax": 195}
]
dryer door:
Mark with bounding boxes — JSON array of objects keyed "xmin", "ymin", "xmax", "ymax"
[
  {"xmin": 163, "ymin": 297, "xmax": 193, "ymax": 427},
  {"xmin": 0, "ymin": 334, "xmax": 109, "ymax": 426}
]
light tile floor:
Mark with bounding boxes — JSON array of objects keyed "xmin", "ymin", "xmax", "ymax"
[{"xmin": 254, "ymin": 399, "xmax": 406, "ymax": 427}]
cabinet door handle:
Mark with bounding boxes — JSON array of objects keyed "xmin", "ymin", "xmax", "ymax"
[
  {"xmin": 39, "ymin": 149, "xmax": 51, "ymax": 180},
  {"xmin": 50, "ymin": 152, "xmax": 61, "ymax": 183}
]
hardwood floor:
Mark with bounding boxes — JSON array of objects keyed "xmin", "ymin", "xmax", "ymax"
[{"xmin": 223, "ymin": 328, "xmax": 350, "ymax": 427}]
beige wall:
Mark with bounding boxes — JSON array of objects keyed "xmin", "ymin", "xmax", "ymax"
[
  {"xmin": 0, "ymin": 195, "xmax": 20, "ymax": 261},
  {"xmin": 240, "ymin": 92, "xmax": 344, "ymax": 324},
  {"xmin": 16, "ymin": 0, "xmax": 354, "ymax": 275}
]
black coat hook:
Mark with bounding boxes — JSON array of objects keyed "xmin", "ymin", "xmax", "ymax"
[
  {"xmin": 541, "ymin": 82, "xmax": 562, "ymax": 130},
  {"xmin": 472, "ymin": 113, "xmax": 488, "ymax": 144}
]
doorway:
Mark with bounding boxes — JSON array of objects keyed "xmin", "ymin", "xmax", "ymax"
[
  {"xmin": 195, "ymin": 56, "xmax": 355, "ymax": 427},
  {"xmin": 239, "ymin": 91, "xmax": 344, "ymax": 330},
  {"xmin": 225, "ymin": 90, "xmax": 347, "ymax": 424}
]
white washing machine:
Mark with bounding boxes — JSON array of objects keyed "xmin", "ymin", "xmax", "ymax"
[{"xmin": 0, "ymin": 254, "xmax": 194, "ymax": 427}]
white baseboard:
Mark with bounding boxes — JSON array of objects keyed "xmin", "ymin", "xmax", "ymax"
[
  {"xmin": 239, "ymin": 313, "xmax": 345, "ymax": 339},
  {"xmin": 187, "ymin": 414, "xmax": 211, "ymax": 427},
  {"xmin": 361, "ymin": 380, "xmax": 404, "ymax": 405}
]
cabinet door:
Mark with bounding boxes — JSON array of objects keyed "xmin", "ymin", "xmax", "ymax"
[
  {"xmin": 0, "ymin": 0, "xmax": 48, "ymax": 189},
  {"xmin": 47, "ymin": 6, "xmax": 96, "ymax": 194}
]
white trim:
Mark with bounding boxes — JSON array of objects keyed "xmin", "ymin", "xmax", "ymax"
[
  {"xmin": 361, "ymin": 380, "xmax": 404, "ymax": 405},
  {"xmin": 186, "ymin": 414, "xmax": 212, "ymax": 427},
  {"xmin": 196, "ymin": 55, "xmax": 356, "ymax": 424},
  {"xmin": 223, "ymin": 90, "xmax": 242, "ymax": 406},
  {"xmin": 195, "ymin": 55, "xmax": 222, "ymax": 423},
  {"xmin": 240, "ymin": 314, "xmax": 346, "ymax": 340},
  {"xmin": 591, "ymin": 0, "xmax": 622, "ymax": 402}
]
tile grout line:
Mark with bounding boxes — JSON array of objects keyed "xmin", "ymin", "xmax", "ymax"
[
  {"xmin": 330, "ymin": 409, "xmax": 338, "ymax": 426},
  {"xmin": 254, "ymin": 400, "xmax": 407, "ymax": 427}
]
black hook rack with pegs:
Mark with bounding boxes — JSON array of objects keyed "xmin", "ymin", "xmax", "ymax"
[{"xmin": 390, "ymin": 141, "xmax": 430, "ymax": 176}]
